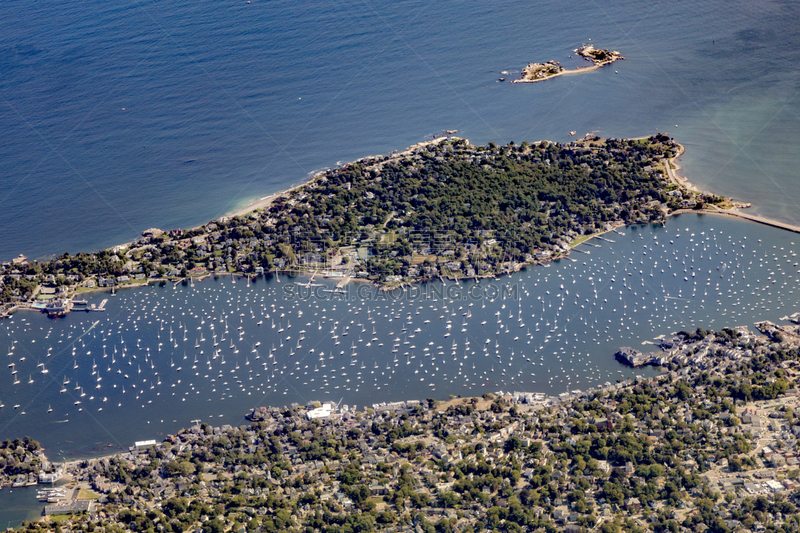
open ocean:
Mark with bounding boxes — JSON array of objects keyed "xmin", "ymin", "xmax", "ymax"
[
  {"xmin": 2, "ymin": 0, "xmax": 800, "ymax": 260},
  {"xmin": 1, "ymin": 0, "xmax": 800, "ymax": 525}
]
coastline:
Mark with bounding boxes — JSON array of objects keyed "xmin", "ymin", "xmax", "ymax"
[
  {"xmin": 511, "ymin": 44, "xmax": 623, "ymax": 84},
  {"xmin": 565, "ymin": 138, "xmax": 800, "ymax": 248},
  {"xmin": 6, "ymin": 135, "xmax": 800, "ymax": 320},
  {"xmin": 222, "ymin": 137, "xmax": 462, "ymax": 220},
  {"xmin": 225, "ymin": 182, "xmax": 311, "ymax": 219},
  {"xmin": 77, "ymin": 137, "xmax": 800, "ymax": 256},
  {"xmin": 510, "ymin": 63, "xmax": 599, "ymax": 84},
  {"xmin": 7, "ymin": 315, "xmax": 798, "ymax": 531},
  {"xmin": 661, "ymin": 141, "xmax": 800, "ymax": 233}
]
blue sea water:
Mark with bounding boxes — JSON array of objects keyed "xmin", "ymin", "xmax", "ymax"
[
  {"xmin": 2, "ymin": 0, "xmax": 800, "ymax": 260},
  {"xmin": 2, "ymin": 0, "xmax": 800, "ymax": 525}
]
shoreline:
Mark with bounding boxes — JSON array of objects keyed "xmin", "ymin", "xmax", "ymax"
[
  {"xmin": 511, "ymin": 44, "xmax": 623, "ymax": 84},
  {"xmin": 565, "ymin": 138, "xmax": 800, "ymax": 248},
  {"xmin": 224, "ymin": 181, "xmax": 314, "ymax": 220},
  {"xmin": 5, "ymin": 135, "xmax": 800, "ymax": 320},
  {"xmin": 189, "ymin": 138, "xmax": 800, "ymax": 279},
  {"xmin": 510, "ymin": 63, "xmax": 600, "ymax": 84},
  {"xmin": 222, "ymin": 137, "xmax": 462, "ymax": 220},
  {"xmin": 661, "ymin": 141, "xmax": 800, "ymax": 233}
]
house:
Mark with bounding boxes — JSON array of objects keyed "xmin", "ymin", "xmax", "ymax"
[
  {"xmin": 591, "ymin": 417, "xmax": 613, "ymax": 431},
  {"xmin": 625, "ymin": 497, "xmax": 641, "ymax": 511},
  {"xmin": 771, "ymin": 454, "xmax": 786, "ymax": 467},
  {"xmin": 44, "ymin": 500, "xmax": 94, "ymax": 515},
  {"xmin": 552, "ymin": 505, "xmax": 569, "ymax": 522},
  {"xmin": 306, "ymin": 402, "xmax": 334, "ymax": 420},
  {"xmin": 742, "ymin": 413, "xmax": 761, "ymax": 426},
  {"xmin": 596, "ymin": 460, "xmax": 611, "ymax": 474}
]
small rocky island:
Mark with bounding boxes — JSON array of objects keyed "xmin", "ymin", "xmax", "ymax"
[{"xmin": 511, "ymin": 44, "xmax": 625, "ymax": 84}]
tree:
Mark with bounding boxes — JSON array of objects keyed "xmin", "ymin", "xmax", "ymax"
[
  {"xmin": 504, "ymin": 436, "xmax": 523, "ymax": 453},
  {"xmin": 163, "ymin": 461, "xmax": 194, "ymax": 477},
  {"xmin": 203, "ymin": 519, "xmax": 224, "ymax": 533}
]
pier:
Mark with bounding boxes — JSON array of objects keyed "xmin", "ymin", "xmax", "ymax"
[
  {"xmin": 715, "ymin": 209, "xmax": 800, "ymax": 234},
  {"xmin": 320, "ymin": 274, "xmax": 351, "ymax": 294},
  {"xmin": 296, "ymin": 270, "xmax": 324, "ymax": 288},
  {"xmin": 83, "ymin": 299, "xmax": 107, "ymax": 312}
]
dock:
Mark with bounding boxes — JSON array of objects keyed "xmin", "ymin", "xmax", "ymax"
[
  {"xmin": 296, "ymin": 270, "xmax": 324, "ymax": 288},
  {"xmin": 83, "ymin": 299, "xmax": 108, "ymax": 312},
  {"xmin": 321, "ymin": 274, "xmax": 352, "ymax": 294}
]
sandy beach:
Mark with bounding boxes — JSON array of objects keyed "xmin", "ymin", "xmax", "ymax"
[
  {"xmin": 226, "ymin": 185, "xmax": 304, "ymax": 219},
  {"xmin": 510, "ymin": 63, "xmax": 599, "ymax": 84},
  {"xmin": 223, "ymin": 137, "xmax": 459, "ymax": 219}
]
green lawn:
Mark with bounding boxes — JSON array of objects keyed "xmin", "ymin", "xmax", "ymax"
[
  {"xmin": 77, "ymin": 488, "xmax": 100, "ymax": 500},
  {"xmin": 570, "ymin": 234, "xmax": 595, "ymax": 246}
]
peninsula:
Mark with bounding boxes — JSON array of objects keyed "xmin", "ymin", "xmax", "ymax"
[
  {"xmin": 511, "ymin": 45, "xmax": 625, "ymax": 84},
  {"xmin": 0, "ymin": 134, "xmax": 746, "ymax": 317}
]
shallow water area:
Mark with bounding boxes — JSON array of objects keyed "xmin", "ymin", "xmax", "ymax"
[{"xmin": 0, "ymin": 486, "xmax": 46, "ymax": 529}]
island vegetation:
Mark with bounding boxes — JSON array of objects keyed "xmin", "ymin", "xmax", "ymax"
[{"xmin": 1, "ymin": 134, "xmax": 727, "ymax": 317}]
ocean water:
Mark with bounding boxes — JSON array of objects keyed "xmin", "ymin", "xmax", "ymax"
[
  {"xmin": 1, "ymin": 0, "xmax": 800, "ymax": 260},
  {"xmin": 2, "ymin": 1, "xmax": 800, "ymax": 526}
]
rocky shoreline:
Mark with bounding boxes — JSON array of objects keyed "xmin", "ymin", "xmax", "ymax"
[{"xmin": 510, "ymin": 44, "xmax": 624, "ymax": 84}]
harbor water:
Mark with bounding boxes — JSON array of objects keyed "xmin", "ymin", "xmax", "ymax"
[{"xmin": 0, "ymin": 214, "xmax": 797, "ymax": 459}]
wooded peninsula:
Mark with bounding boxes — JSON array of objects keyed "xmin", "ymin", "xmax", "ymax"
[{"xmin": 0, "ymin": 134, "xmax": 725, "ymax": 316}]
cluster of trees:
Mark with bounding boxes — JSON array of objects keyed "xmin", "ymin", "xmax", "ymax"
[
  {"xmin": 2, "ymin": 136, "xmax": 686, "ymax": 296},
  {"xmin": 249, "ymin": 136, "xmax": 680, "ymax": 281},
  {"xmin": 0, "ymin": 275, "xmax": 38, "ymax": 303},
  {"xmin": 0, "ymin": 437, "xmax": 42, "ymax": 478},
  {"xmin": 23, "ymin": 326, "xmax": 800, "ymax": 533}
]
